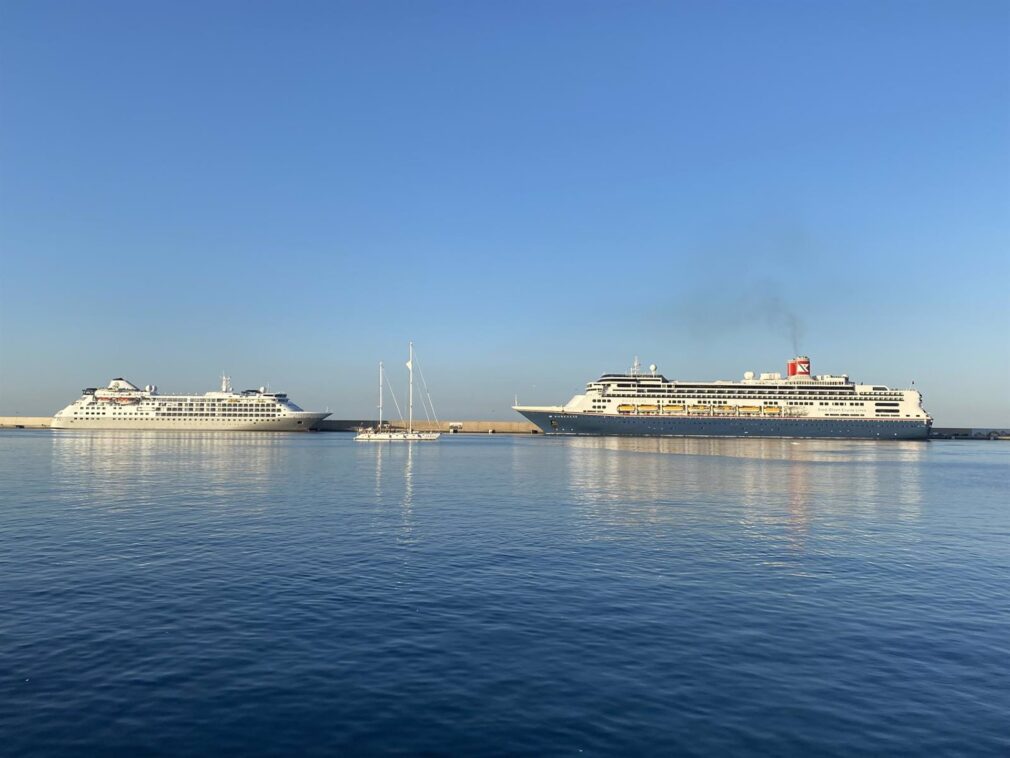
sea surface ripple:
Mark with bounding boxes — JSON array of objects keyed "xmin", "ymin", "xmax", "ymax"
[{"xmin": 1, "ymin": 431, "xmax": 1008, "ymax": 755}]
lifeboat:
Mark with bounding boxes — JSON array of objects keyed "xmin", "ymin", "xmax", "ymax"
[
  {"xmin": 689, "ymin": 405, "xmax": 711, "ymax": 413},
  {"xmin": 637, "ymin": 405, "xmax": 659, "ymax": 414},
  {"xmin": 617, "ymin": 404, "xmax": 635, "ymax": 414},
  {"xmin": 739, "ymin": 406, "xmax": 761, "ymax": 414},
  {"xmin": 663, "ymin": 404, "xmax": 685, "ymax": 414},
  {"xmin": 763, "ymin": 406, "xmax": 782, "ymax": 414},
  {"xmin": 718, "ymin": 405, "xmax": 736, "ymax": 414}
]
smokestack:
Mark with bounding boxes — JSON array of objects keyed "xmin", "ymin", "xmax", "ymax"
[{"xmin": 788, "ymin": 356, "xmax": 811, "ymax": 378}]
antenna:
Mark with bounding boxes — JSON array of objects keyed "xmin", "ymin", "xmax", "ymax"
[{"xmin": 631, "ymin": 356, "xmax": 641, "ymax": 376}]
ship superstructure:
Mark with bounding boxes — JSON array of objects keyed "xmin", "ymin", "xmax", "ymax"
[
  {"xmin": 514, "ymin": 356, "xmax": 931, "ymax": 439},
  {"xmin": 51, "ymin": 376, "xmax": 329, "ymax": 431}
]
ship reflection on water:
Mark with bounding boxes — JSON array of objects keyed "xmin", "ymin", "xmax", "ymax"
[
  {"xmin": 49, "ymin": 430, "xmax": 293, "ymax": 512},
  {"xmin": 561, "ymin": 434, "xmax": 928, "ymax": 464},
  {"xmin": 358, "ymin": 441, "xmax": 419, "ymax": 545},
  {"xmin": 49, "ymin": 431, "xmax": 927, "ymax": 557},
  {"xmin": 559, "ymin": 437, "xmax": 925, "ymax": 547}
]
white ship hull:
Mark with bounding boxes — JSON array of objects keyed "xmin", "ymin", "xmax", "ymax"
[
  {"xmin": 51, "ymin": 412, "xmax": 328, "ymax": 432},
  {"xmin": 52, "ymin": 376, "xmax": 329, "ymax": 432}
]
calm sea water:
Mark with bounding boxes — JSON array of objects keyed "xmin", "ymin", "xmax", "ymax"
[{"xmin": 1, "ymin": 431, "xmax": 1007, "ymax": 756}]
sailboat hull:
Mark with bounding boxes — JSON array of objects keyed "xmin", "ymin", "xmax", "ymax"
[{"xmin": 354, "ymin": 431, "xmax": 441, "ymax": 441}]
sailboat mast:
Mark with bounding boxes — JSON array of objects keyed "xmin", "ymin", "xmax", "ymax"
[
  {"xmin": 408, "ymin": 341, "xmax": 413, "ymax": 433},
  {"xmin": 378, "ymin": 361, "xmax": 383, "ymax": 428}
]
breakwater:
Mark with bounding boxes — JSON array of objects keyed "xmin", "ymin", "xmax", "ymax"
[
  {"xmin": 0, "ymin": 416, "xmax": 538, "ymax": 434},
  {"xmin": 2, "ymin": 416, "xmax": 1005, "ymax": 438},
  {"xmin": 317, "ymin": 419, "xmax": 538, "ymax": 434},
  {"xmin": 0, "ymin": 417, "xmax": 51, "ymax": 429}
]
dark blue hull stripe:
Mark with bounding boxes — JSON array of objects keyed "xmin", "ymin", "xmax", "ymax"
[{"xmin": 517, "ymin": 411, "xmax": 930, "ymax": 440}]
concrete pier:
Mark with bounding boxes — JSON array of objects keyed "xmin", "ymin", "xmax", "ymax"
[
  {"xmin": 0, "ymin": 416, "xmax": 538, "ymax": 434},
  {"xmin": 317, "ymin": 419, "xmax": 539, "ymax": 434},
  {"xmin": 0, "ymin": 417, "xmax": 52, "ymax": 429},
  {"xmin": 4, "ymin": 416, "xmax": 998, "ymax": 437}
]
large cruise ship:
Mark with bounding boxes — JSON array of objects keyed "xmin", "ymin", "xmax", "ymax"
[
  {"xmin": 513, "ymin": 356, "xmax": 931, "ymax": 439},
  {"xmin": 51, "ymin": 377, "xmax": 330, "ymax": 431}
]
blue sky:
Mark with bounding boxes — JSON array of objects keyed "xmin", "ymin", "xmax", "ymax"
[{"xmin": 1, "ymin": 1, "xmax": 1008, "ymax": 425}]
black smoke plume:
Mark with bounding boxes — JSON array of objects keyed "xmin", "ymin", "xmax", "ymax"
[{"xmin": 674, "ymin": 283, "xmax": 805, "ymax": 354}]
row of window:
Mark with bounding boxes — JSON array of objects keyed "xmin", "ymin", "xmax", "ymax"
[
  {"xmin": 594, "ymin": 391, "xmax": 902, "ymax": 399},
  {"xmin": 70, "ymin": 416, "xmax": 279, "ymax": 421},
  {"xmin": 74, "ymin": 411, "xmax": 281, "ymax": 417},
  {"xmin": 593, "ymin": 399, "xmax": 887, "ymax": 407},
  {"xmin": 69, "ymin": 418, "xmax": 280, "ymax": 424}
]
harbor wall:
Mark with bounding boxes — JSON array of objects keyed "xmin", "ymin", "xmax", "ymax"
[
  {"xmin": 0, "ymin": 417, "xmax": 52, "ymax": 429},
  {"xmin": 0, "ymin": 417, "xmax": 1003, "ymax": 438},
  {"xmin": 317, "ymin": 419, "xmax": 539, "ymax": 434},
  {"xmin": 0, "ymin": 417, "xmax": 538, "ymax": 434}
]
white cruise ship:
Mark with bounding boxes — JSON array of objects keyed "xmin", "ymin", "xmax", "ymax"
[
  {"xmin": 51, "ymin": 376, "xmax": 329, "ymax": 431},
  {"xmin": 514, "ymin": 356, "xmax": 932, "ymax": 439}
]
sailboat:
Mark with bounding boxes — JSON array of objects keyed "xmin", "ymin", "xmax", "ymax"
[{"xmin": 355, "ymin": 342, "xmax": 441, "ymax": 441}]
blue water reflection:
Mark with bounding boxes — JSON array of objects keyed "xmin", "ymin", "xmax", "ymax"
[{"xmin": 1, "ymin": 431, "xmax": 1006, "ymax": 755}]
